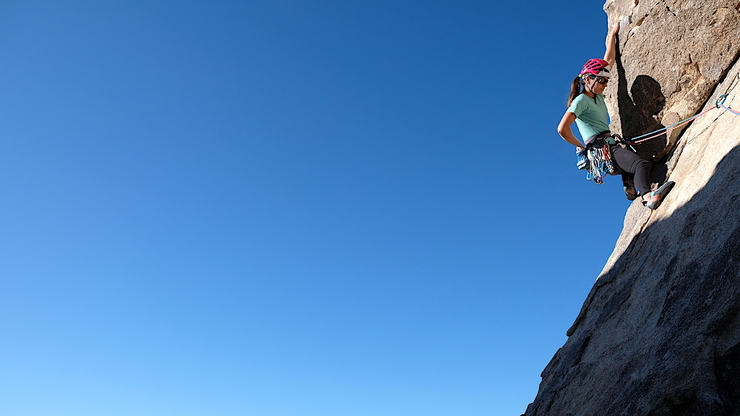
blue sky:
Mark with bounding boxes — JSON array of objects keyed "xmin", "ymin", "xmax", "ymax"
[{"xmin": 0, "ymin": 1, "xmax": 629, "ymax": 415}]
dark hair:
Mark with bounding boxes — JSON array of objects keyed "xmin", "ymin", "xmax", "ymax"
[{"xmin": 567, "ymin": 76, "xmax": 583, "ymax": 107}]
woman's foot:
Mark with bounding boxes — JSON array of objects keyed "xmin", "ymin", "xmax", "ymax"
[
  {"xmin": 623, "ymin": 180, "xmax": 638, "ymax": 200},
  {"xmin": 643, "ymin": 181, "xmax": 676, "ymax": 210}
]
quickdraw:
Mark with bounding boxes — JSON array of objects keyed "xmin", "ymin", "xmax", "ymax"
[{"xmin": 577, "ymin": 135, "xmax": 621, "ymax": 184}]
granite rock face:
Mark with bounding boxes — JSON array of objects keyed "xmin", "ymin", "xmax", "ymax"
[
  {"xmin": 524, "ymin": 1, "xmax": 740, "ymax": 415},
  {"xmin": 603, "ymin": 0, "xmax": 740, "ymax": 161}
]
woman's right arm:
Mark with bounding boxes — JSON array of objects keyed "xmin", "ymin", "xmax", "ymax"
[
  {"xmin": 604, "ymin": 22, "xmax": 620, "ymax": 68},
  {"xmin": 557, "ymin": 111, "xmax": 584, "ymax": 149}
]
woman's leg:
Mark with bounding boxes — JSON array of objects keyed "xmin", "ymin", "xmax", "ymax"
[
  {"xmin": 621, "ymin": 172, "xmax": 637, "ymax": 200},
  {"xmin": 611, "ymin": 145, "xmax": 651, "ymax": 195}
]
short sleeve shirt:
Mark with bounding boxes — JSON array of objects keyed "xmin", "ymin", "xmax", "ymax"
[{"xmin": 567, "ymin": 93, "xmax": 610, "ymax": 142}]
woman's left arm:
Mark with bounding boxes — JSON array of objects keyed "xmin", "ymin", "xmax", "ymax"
[
  {"xmin": 604, "ymin": 22, "xmax": 620, "ymax": 68},
  {"xmin": 558, "ymin": 111, "xmax": 584, "ymax": 150}
]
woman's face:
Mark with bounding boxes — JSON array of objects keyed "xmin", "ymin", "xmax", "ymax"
[{"xmin": 587, "ymin": 75, "xmax": 609, "ymax": 95}]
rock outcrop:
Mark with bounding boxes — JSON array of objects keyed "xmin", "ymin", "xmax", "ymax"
[
  {"xmin": 604, "ymin": 0, "xmax": 740, "ymax": 161},
  {"xmin": 524, "ymin": 1, "xmax": 740, "ymax": 415}
]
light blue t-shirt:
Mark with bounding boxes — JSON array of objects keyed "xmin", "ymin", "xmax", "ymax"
[{"xmin": 567, "ymin": 93, "xmax": 610, "ymax": 142}]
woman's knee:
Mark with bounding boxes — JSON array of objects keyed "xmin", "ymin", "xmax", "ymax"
[{"xmin": 636, "ymin": 158, "xmax": 650, "ymax": 172}]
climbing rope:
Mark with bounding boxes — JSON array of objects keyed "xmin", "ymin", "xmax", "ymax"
[
  {"xmin": 626, "ymin": 107, "xmax": 717, "ymax": 144},
  {"xmin": 623, "ymin": 94, "xmax": 739, "ymax": 145},
  {"xmin": 576, "ymin": 93, "xmax": 739, "ymax": 184}
]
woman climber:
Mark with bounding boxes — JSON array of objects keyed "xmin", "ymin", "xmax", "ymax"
[{"xmin": 557, "ymin": 22, "xmax": 674, "ymax": 210}]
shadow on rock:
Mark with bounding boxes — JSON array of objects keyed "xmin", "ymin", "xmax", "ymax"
[
  {"xmin": 615, "ymin": 48, "xmax": 667, "ymax": 160},
  {"xmin": 614, "ymin": 45, "xmax": 669, "ymax": 185},
  {"xmin": 525, "ymin": 143, "xmax": 740, "ymax": 416}
]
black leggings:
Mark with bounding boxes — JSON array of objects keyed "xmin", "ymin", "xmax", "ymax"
[{"xmin": 611, "ymin": 145, "xmax": 651, "ymax": 195}]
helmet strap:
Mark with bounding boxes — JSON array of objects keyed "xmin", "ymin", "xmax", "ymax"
[{"xmin": 582, "ymin": 76, "xmax": 597, "ymax": 99}]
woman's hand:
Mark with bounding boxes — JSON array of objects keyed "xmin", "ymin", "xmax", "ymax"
[{"xmin": 609, "ymin": 21, "xmax": 620, "ymax": 37}]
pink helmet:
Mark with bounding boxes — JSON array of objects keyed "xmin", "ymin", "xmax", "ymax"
[{"xmin": 580, "ymin": 58, "xmax": 611, "ymax": 78}]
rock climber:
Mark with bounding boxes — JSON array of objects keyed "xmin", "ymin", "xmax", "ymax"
[{"xmin": 557, "ymin": 22, "xmax": 674, "ymax": 210}]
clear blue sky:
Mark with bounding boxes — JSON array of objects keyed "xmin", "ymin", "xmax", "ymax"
[{"xmin": 0, "ymin": 2, "xmax": 630, "ymax": 415}]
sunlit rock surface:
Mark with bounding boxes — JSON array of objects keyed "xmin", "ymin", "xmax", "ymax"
[
  {"xmin": 524, "ymin": 1, "xmax": 740, "ymax": 414},
  {"xmin": 603, "ymin": 0, "xmax": 740, "ymax": 161}
]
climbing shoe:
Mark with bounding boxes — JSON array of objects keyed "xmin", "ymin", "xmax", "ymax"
[
  {"xmin": 623, "ymin": 180, "xmax": 638, "ymax": 201},
  {"xmin": 644, "ymin": 181, "xmax": 676, "ymax": 210}
]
